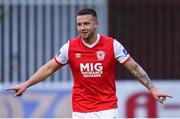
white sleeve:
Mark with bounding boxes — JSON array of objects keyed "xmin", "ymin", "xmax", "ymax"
[
  {"xmin": 54, "ymin": 41, "xmax": 69, "ymax": 64},
  {"xmin": 113, "ymin": 39, "xmax": 131, "ymax": 64}
]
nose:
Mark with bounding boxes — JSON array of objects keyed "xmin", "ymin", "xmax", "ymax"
[{"xmin": 80, "ymin": 24, "xmax": 86, "ymax": 31}]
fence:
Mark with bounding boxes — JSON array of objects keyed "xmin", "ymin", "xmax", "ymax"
[{"xmin": 0, "ymin": 0, "xmax": 108, "ymax": 84}]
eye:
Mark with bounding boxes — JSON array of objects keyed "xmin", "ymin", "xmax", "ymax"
[
  {"xmin": 77, "ymin": 23, "xmax": 81, "ymax": 26},
  {"xmin": 84, "ymin": 22, "xmax": 90, "ymax": 26}
]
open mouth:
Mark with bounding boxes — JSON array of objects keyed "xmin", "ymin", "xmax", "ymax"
[
  {"xmin": 81, "ymin": 32, "xmax": 88, "ymax": 35},
  {"xmin": 81, "ymin": 30, "xmax": 88, "ymax": 34}
]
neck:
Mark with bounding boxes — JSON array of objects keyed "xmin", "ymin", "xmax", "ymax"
[{"xmin": 83, "ymin": 34, "xmax": 97, "ymax": 45}]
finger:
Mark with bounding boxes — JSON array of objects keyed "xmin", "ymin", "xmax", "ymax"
[
  {"xmin": 166, "ymin": 95, "xmax": 173, "ymax": 98},
  {"xmin": 161, "ymin": 97, "xmax": 166, "ymax": 102},
  {"xmin": 159, "ymin": 97, "xmax": 164, "ymax": 102},
  {"xmin": 157, "ymin": 96, "xmax": 165, "ymax": 104},
  {"xmin": 5, "ymin": 87, "xmax": 13, "ymax": 90},
  {"xmin": 161, "ymin": 95, "xmax": 173, "ymax": 99},
  {"xmin": 14, "ymin": 93, "xmax": 23, "ymax": 97},
  {"xmin": 159, "ymin": 96, "xmax": 169, "ymax": 104},
  {"xmin": 161, "ymin": 93, "xmax": 173, "ymax": 98},
  {"xmin": 158, "ymin": 100, "xmax": 163, "ymax": 104},
  {"xmin": 14, "ymin": 90, "xmax": 23, "ymax": 97},
  {"xmin": 5, "ymin": 87, "xmax": 17, "ymax": 91},
  {"xmin": 159, "ymin": 96, "xmax": 165, "ymax": 100}
]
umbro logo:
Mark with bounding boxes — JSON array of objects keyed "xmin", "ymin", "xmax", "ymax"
[{"xmin": 75, "ymin": 53, "xmax": 81, "ymax": 58}]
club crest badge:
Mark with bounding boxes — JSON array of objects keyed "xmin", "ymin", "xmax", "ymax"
[{"xmin": 96, "ymin": 50, "xmax": 105, "ymax": 60}]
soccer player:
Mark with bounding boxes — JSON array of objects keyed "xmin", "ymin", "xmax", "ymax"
[{"xmin": 6, "ymin": 8, "xmax": 172, "ymax": 118}]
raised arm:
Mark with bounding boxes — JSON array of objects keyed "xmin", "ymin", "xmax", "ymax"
[
  {"xmin": 122, "ymin": 57, "xmax": 172, "ymax": 104},
  {"xmin": 6, "ymin": 59, "xmax": 64, "ymax": 96}
]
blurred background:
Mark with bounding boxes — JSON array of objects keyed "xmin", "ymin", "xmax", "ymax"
[{"xmin": 0, "ymin": 0, "xmax": 180, "ymax": 118}]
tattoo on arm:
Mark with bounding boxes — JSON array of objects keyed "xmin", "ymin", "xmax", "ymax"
[{"xmin": 130, "ymin": 64, "xmax": 154, "ymax": 90}]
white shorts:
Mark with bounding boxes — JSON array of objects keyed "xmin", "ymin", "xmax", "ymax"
[{"xmin": 72, "ymin": 108, "xmax": 119, "ymax": 118}]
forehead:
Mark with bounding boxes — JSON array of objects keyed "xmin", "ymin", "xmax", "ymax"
[{"xmin": 76, "ymin": 15, "xmax": 94, "ymax": 23}]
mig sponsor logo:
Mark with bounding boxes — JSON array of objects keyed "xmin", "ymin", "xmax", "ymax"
[{"xmin": 80, "ymin": 63, "xmax": 103, "ymax": 77}]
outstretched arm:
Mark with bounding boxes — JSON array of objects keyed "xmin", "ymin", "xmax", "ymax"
[
  {"xmin": 6, "ymin": 59, "xmax": 64, "ymax": 96},
  {"xmin": 122, "ymin": 57, "xmax": 172, "ymax": 104}
]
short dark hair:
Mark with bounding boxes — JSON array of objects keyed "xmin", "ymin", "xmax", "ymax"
[{"xmin": 77, "ymin": 8, "xmax": 97, "ymax": 19}]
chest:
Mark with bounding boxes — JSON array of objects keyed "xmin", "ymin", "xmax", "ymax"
[{"xmin": 68, "ymin": 44, "xmax": 115, "ymax": 72}]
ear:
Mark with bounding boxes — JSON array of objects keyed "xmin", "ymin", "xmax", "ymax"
[{"xmin": 95, "ymin": 20, "xmax": 99, "ymax": 28}]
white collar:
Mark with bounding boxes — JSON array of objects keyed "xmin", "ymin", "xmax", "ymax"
[{"xmin": 81, "ymin": 34, "xmax": 100, "ymax": 48}]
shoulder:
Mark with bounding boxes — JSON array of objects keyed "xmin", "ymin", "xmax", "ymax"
[
  {"xmin": 69, "ymin": 36, "xmax": 81, "ymax": 42},
  {"xmin": 99, "ymin": 34, "xmax": 114, "ymax": 45},
  {"xmin": 100, "ymin": 34, "xmax": 114, "ymax": 41},
  {"xmin": 69, "ymin": 36, "xmax": 81, "ymax": 46}
]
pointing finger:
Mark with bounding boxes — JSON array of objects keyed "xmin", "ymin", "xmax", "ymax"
[
  {"xmin": 166, "ymin": 95, "xmax": 173, "ymax": 98},
  {"xmin": 5, "ymin": 87, "xmax": 17, "ymax": 91},
  {"xmin": 160, "ymin": 93, "xmax": 173, "ymax": 98}
]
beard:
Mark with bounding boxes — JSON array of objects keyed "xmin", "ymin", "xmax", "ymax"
[{"xmin": 81, "ymin": 31, "xmax": 95, "ymax": 41}]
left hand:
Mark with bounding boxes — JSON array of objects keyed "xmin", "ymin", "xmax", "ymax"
[{"xmin": 150, "ymin": 88, "xmax": 173, "ymax": 104}]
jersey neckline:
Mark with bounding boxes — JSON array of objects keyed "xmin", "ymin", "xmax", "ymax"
[{"xmin": 81, "ymin": 34, "xmax": 100, "ymax": 48}]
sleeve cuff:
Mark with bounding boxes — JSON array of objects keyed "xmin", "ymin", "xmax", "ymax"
[
  {"xmin": 122, "ymin": 56, "xmax": 131, "ymax": 64},
  {"xmin": 54, "ymin": 56, "xmax": 63, "ymax": 65}
]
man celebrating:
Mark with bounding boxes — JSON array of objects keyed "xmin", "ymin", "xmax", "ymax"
[{"xmin": 6, "ymin": 8, "xmax": 172, "ymax": 118}]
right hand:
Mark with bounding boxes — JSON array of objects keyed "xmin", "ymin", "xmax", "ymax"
[{"xmin": 5, "ymin": 83, "xmax": 28, "ymax": 96}]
